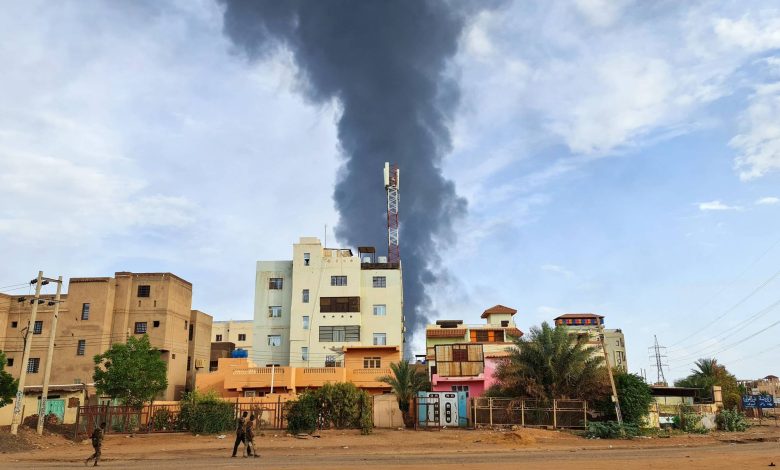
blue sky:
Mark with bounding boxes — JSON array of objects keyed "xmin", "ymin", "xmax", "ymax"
[{"xmin": 1, "ymin": 0, "xmax": 779, "ymax": 381}]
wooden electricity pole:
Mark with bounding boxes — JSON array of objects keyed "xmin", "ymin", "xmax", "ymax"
[
  {"xmin": 10, "ymin": 271, "xmax": 44, "ymax": 435},
  {"xmin": 37, "ymin": 276, "xmax": 63, "ymax": 435},
  {"xmin": 598, "ymin": 322, "xmax": 623, "ymax": 428}
]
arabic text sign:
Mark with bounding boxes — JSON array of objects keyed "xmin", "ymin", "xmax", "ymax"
[{"xmin": 742, "ymin": 395, "xmax": 775, "ymax": 408}]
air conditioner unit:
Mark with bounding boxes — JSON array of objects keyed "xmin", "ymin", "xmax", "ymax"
[
  {"xmin": 194, "ymin": 358, "xmax": 205, "ymax": 369},
  {"xmin": 377, "ymin": 256, "xmax": 388, "ymax": 263},
  {"xmin": 362, "ymin": 256, "xmax": 372, "ymax": 263}
]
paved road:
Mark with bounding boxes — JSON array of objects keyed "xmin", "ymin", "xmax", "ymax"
[{"xmin": 2, "ymin": 442, "xmax": 778, "ymax": 469}]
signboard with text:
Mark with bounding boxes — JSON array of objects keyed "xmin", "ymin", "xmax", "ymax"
[{"xmin": 742, "ymin": 395, "xmax": 775, "ymax": 409}]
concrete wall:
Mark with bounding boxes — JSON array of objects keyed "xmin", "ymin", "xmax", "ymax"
[
  {"xmin": 253, "ymin": 261, "xmax": 293, "ymax": 366},
  {"xmin": 212, "ymin": 320, "xmax": 253, "ymax": 353}
]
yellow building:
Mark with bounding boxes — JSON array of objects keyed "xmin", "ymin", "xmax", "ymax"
[
  {"xmin": 0, "ymin": 272, "xmax": 213, "ymax": 403},
  {"xmin": 253, "ymin": 237, "xmax": 404, "ymax": 368},
  {"xmin": 211, "ymin": 320, "xmax": 253, "ymax": 353},
  {"xmin": 553, "ymin": 313, "xmax": 627, "ymax": 370}
]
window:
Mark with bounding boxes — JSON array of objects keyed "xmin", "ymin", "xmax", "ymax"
[
  {"xmin": 27, "ymin": 358, "xmax": 40, "ymax": 373},
  {"xmin": 301, "ymin": 347, "xmax": 309, "ymax": 362},
  {"xmin": 372, "ymin": 276, "xmax": 386, "ymax": 288},
  {"xmin": 302, "ymin": 289, "xmax": 310, "ymax": 303},
  {"xmin": 319, "ymin": 325, "xmax": 360, "ymax": 342},
  {"xmin": 267, "ymin": 335, "xmax": 281, "ymax": 347},
  {"xmin": 268, "ymin": 306, "xmax": 282, "ymax": 318},
  {"xmin": 363, "ymin": 357, "xmax": 381, "ymax": 368},
  {"xmin": 184, "ymin": 320, "xmax": 188, "ymax": 330},
  {"xmin": 187, "ymin": 356, "xmax": 192, "ymax": 371},
  {"xmin": 11, "ymin": 321, "xmax": 17, "ymax": 328},
  {"xmin": 153, "ymin": 320, "xmax": 160, "ymax": 328},
  {"xmin": 452, "ymin": 385, "xmax": 470, "ymax": 398},
  {"xmin": 6, "ymin": 358, "xmax": 13, "ymax": 367},
  {"xmin": 172, "ymin": 353, "xmax": 176, "ymax": 359},
  {"xmin": 330, "ymin": 275, "xmax": 347, "ymax": 286},
  {"xmin": 452, "ymin": 348, "xmax": 468, "ymax": 362},
  {"xmin": 81, "ymin": 303, "xmax": 90, "ymax": 320},
  {"xmin": 238, "ymin": 333, "xmax": 246, "ymax": 342},
  {"xmin": 303, "ymin": 252, "xmax": 310, "ymax": 266},
  {"xmin": 325, "ymin": 355, "xmax": 341, "ymax": 367},
  {"xmin": 77, "ymin": 340, "xmax": 86, "ymax": 356},
  {"xmin": 320, "ymin": 296, "xmax": 360, "ymax": 313},
  {"xmin": 500, "ymin": 320, "xmax": 509, "ymax": 327},
  {"xmin": 373, "ymin": 333, "xmax": 387, "ymax": 346},
  {"xmin": 33, "ymin": 320, "xmax": 43, "ymax": 335},
  {"xmin": 268, "ymin": 278, "xmax": 283, "ymax": 289},
  {"xmin": 216, "ymin": 334, "xmax": 223, "ymax": 341},
  {"xmin": 189, "ymin": 324, "xmax": 194, "ymax": 341},
  {"xmin": 372, "ymin": 304, "xmax": 386, "ymax": 316},
  {"xmin": 137, "ymin": 285, "xmax": 151, "ymax": 297},
  {"xmin": 134, "ymin": 322, "xmax": 147, "ymax": 334},
  {"xmin": 474, "ymin": 330, "xmax": 489, "ymax": 342},
  {"xmin": 302, "ymin": 316, "xmax": 310, "ymax": 330}
]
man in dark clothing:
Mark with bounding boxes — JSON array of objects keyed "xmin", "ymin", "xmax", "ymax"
[
  {"xmin": 85, "ymin": 422, "xmax": 106, "ymax": 467},
  {"xmin": 231, "ymin": 411, "xmax": 249, "ymax": 457}
]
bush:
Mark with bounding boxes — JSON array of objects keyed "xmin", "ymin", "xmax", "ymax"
[
  {"xmin": 151, "ymin": 408, "xmax": 176, "ymax": 431},
  {"xmin": 586, "ymin": 421, "xmax": 640, "ymax": 439},
  {"xmin": 285, "ymin": 382, "xmax": 372, "ymax": 435},
  {"xmin": 672, "ymin": 408, "xmax": 709, "ymax": 434},
  {"xmin": 716, "ymin": 408, "xmax": 749, "ymax": 432},
  {"xmin": 596, "ymin": 373, "xmax": 653, "ymax": 426},
  {"xmin": 179, "ymin": 390, "xmax": 235, "ymax": 434}
]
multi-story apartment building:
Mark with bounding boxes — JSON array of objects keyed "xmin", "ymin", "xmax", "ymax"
[
  {"xmin": 424, "ymin": 305, "xmax": 523, "ymax": 398},
  {"xmin": 0, "ymin": 272, "xmax": 212, "ymax": 402},
  {"xmin": 553, "ymin": 313, "xmax": 627, "ymax": 370},
  {"xmin": 212, "ymin": 320, "xmax": 253, "ymax": 353},
  {"xmin": 253, "ymin": 237, "xmax": 404, "ymax": 368}
]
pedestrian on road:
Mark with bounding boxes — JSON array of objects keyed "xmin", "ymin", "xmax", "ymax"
[
  {"xmin": 85, "ymin": 422, "xmax": 106, "ymax": 467},
  {"xmin": 245, "ymin": 414, "xmax": 259, "ymax": 458},
  {"xmin": 231, "ymin": 411, "xmax": 248, "ymax": 458}
]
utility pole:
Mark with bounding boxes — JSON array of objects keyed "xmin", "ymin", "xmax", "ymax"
[
  {"xmin": 37, "ymin": 276, "xmax": 63, "ymax": 435},
  {"xmin": 649, "ymin": 335, "xmax": 668, "ymax": 386},
  {"xmin": 11, "ymin": 271, "xmax": 44, "ymax": 435},
  {"xmin": 598, "ymin": 322, "xmax": 623, "ymax": 428}
]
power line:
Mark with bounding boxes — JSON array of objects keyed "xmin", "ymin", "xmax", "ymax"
[{"xmin": 674, "ymin": 316, "xmax": 780, "ymax": 364}]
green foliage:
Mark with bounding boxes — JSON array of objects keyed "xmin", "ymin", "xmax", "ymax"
[
  {"xmin": 716, "ymin": 408, "xmax": 749, "ymax": 432},
  {"xmin": 0, "ymin": 351, "xmax": 19, "ymax": 408},
  {"xmin": 672, "ymin": 406, "xmax": 709, "ymax": 434},
  {"xmin": 492, "ymin": 322, "xmax": 609, "ymax": 401},
  {"xmin": 586, "ymin": 421, "xmax": 640, "ymax": 439},
  {"xmin": 598, "ymin": 373, "xmax": 653, "ymax": 425},
  {"xmin": 674, "ymin": 358, "xmax": 740, "ymax": 409},
  {"xmin": 151, "ymin": 408, "xmax": 176, "ymax": 431},
  {"xmin": 92, "ymin": 335, "xmax": 168, "ymax": 409},
  {"xmin": 378, "ymin": 361, "xmax": 430, "ymax": 427},
  {"xmin": 285, "ymin": 382, "xmax": 373, "ymax": 435},
  {"xmin": 179, "ymin": 390, "xmax": 235, "ymax": 434}
]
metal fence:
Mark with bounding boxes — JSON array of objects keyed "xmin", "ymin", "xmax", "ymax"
[
  {"xmin": 75, "ymin": 398, "xmax": 286, "ymax": 439},
  {"xmin": 472, "ymin": 398, "xmax": 588, "ymax": 429}
]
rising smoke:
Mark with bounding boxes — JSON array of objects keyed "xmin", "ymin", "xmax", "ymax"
[{"xmin": 220, "ymin": 0, "xmax": 479, "ymax": 342}]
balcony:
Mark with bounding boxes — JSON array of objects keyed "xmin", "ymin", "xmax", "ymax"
[
  {"xmin": 224, "ymin": 367, "xmax": 292, "ymax": 391},
  {"xmin": 295, "ymin": 367, "xmax": 347, "ymax": 387},
  {"xmin": 347, "ymin": 367, "xmax": 392, "ymax": 389}
]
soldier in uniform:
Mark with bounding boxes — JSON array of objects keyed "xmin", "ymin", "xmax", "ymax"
[
  {"xmin": 85, "ymin": 422, "xmax": 106, "ymax": 467},
  {"xmin": 231, "ymin": 411, "xmax": 249, "ymax": 457}
]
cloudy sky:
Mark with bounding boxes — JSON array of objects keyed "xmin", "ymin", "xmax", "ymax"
[{"xmin": 1, "ymin": 0, "xmax": 779, "ymax": 381}]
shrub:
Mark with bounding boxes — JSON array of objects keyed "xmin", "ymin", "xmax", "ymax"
[
  {"xmin": 586, "ymin": 421, "xmax": 640, "ymax": 439},
  {"xmin": 716, "ymin": 408, "xmax": 749, "ymax": 432},
  {"xmin": 285, "ymin": 382, "xmax": 372, "ymax": 435},
  {"xmin": 179, "ymin": 390, "xmax": 235, "ymax": 434},
  {"xmin": 151, "ymin": 408, "xmax": 175, "ymax": 431},
  {"xmin": 672, "ymin": 408, "xmax": 709, "ymax": 434}
]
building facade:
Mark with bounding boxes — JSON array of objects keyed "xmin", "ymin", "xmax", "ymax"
[
  {"xmin": 553, "ymin": 313, "xmax": 627, "ymax": 371},
  {"xmin": 212, "ymin": 320, "xmax": 253, "ymax": 353},
  {"xmin": 0, "ymin": 272, "xmax": 213, "ymax": 402},
  {"xmin": 424, "ymin": 305, "xmax": 523, "ymax": 398},
  {"xmin": 253, "ymin": 237, "xmax": 404, "ymax": 368}
]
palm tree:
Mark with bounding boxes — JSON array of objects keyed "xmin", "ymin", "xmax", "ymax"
[
  {"xmin": 675, "ymin": 358, "xmax": 740, "ymax": 408},
  {"xmin": 492, "ymin": 322, "xmax": 608, "ymax": 400},
  {"xmin": 378, "ymin": 361, "xmax": 430, "ymax": 427}
]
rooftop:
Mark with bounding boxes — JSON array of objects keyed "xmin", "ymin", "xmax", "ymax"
[
  {"xmin": 554, "ymin": 313, "xmax": 604, "ymax": 320},
  {"xmin": 481, "ymin": 305, "xmax": 517, "ymax": 319}
]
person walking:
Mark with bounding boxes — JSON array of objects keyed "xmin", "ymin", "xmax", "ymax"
[
  {"xmin": 245, "ymin": 414, "xmax": 259, "ymax": 458},
  {"xmin": 85, "ymin": 422, "xmax": 106, "ymax": 467},
  {"xmin": 231, "ymin": 411, "xmax": 248, "ymax": 458}
]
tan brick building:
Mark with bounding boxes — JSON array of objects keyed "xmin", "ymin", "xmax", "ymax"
[{"xmin": 0, "ymin": 272, "xmax": 212, "ymax": 402}]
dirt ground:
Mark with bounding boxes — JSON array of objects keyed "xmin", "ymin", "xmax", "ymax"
[{"xmin": 0, "ymin": 424, "xmax": 778, "ymax": 469}]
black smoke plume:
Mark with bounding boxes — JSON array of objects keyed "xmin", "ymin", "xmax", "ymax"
[{"xmin": 220, "ymin": 0, "xmax": 475, "ymax": 344}]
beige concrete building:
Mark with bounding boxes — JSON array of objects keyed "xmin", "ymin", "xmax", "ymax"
[
  {"xmin": 0, "ymin": 272, "xmax": 213, "ymax": 403},
  {"xmin": 212, "ymin": 320, "xmax": 253, "ymax": 353},
  {"xmin": 553, "ymin": 313, "xmax": 627, "ymax": 370},
  {"xmin": 253, "ymin": 237, "xmax": 404, "ymax": 367}
]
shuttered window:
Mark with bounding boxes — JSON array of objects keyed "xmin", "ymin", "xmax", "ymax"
[
  {"xmin": 320, "ymin": 296, "xmax": 360, "ymax": 313},
  {"xmin": 319, "ymin": 325, "xmax": 360, "ymax": 342}
]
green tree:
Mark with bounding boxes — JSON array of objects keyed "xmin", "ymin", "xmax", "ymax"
[
  {"xmin": 93, "ymin": 335, "xmax": 168, "ymax": 408},
  {"xmin": 0, "ymin": 351, "xmax": 19, "ymax": 407},
  {"xmin": 492, "ymin": 322, "xmax": 609, "ymax": 400},
  {"xmin": 378, "ymin": 361, "xmax": 430, "ymax": 427},
  {"xmin": 675, "ymin": 358, "xmax": 740, "ymax": 409},
  {"xmin": 598, "ymin": 372, "xmax": 653, "ymax": 425}
]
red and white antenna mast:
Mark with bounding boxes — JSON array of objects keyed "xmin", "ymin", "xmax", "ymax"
[{"xmin": 384, "ymin": 162, "xmax": 400, "ymax": 264}]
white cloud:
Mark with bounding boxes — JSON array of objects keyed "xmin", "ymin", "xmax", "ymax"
[
  {"xmin": 573, "ymin": 0, "xmax": 630, "ymax": 28},
  {"xmin": 541, "ymin": 264, "xmax": 574, "ymax": 277},
  {"xmin": 731, "ymin": 82, "xmax": 780, "ymax": 180},
  {"xmin": 756, "ymin": 196, "xmax": 780, "ymax": 205},
  {"xmin": 697, "ymin": 200, "xmax": 742, "ymax": 211},
  {"xmin": 714, "ymin": 14, "xmax": 780, "ymax": 53}
]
